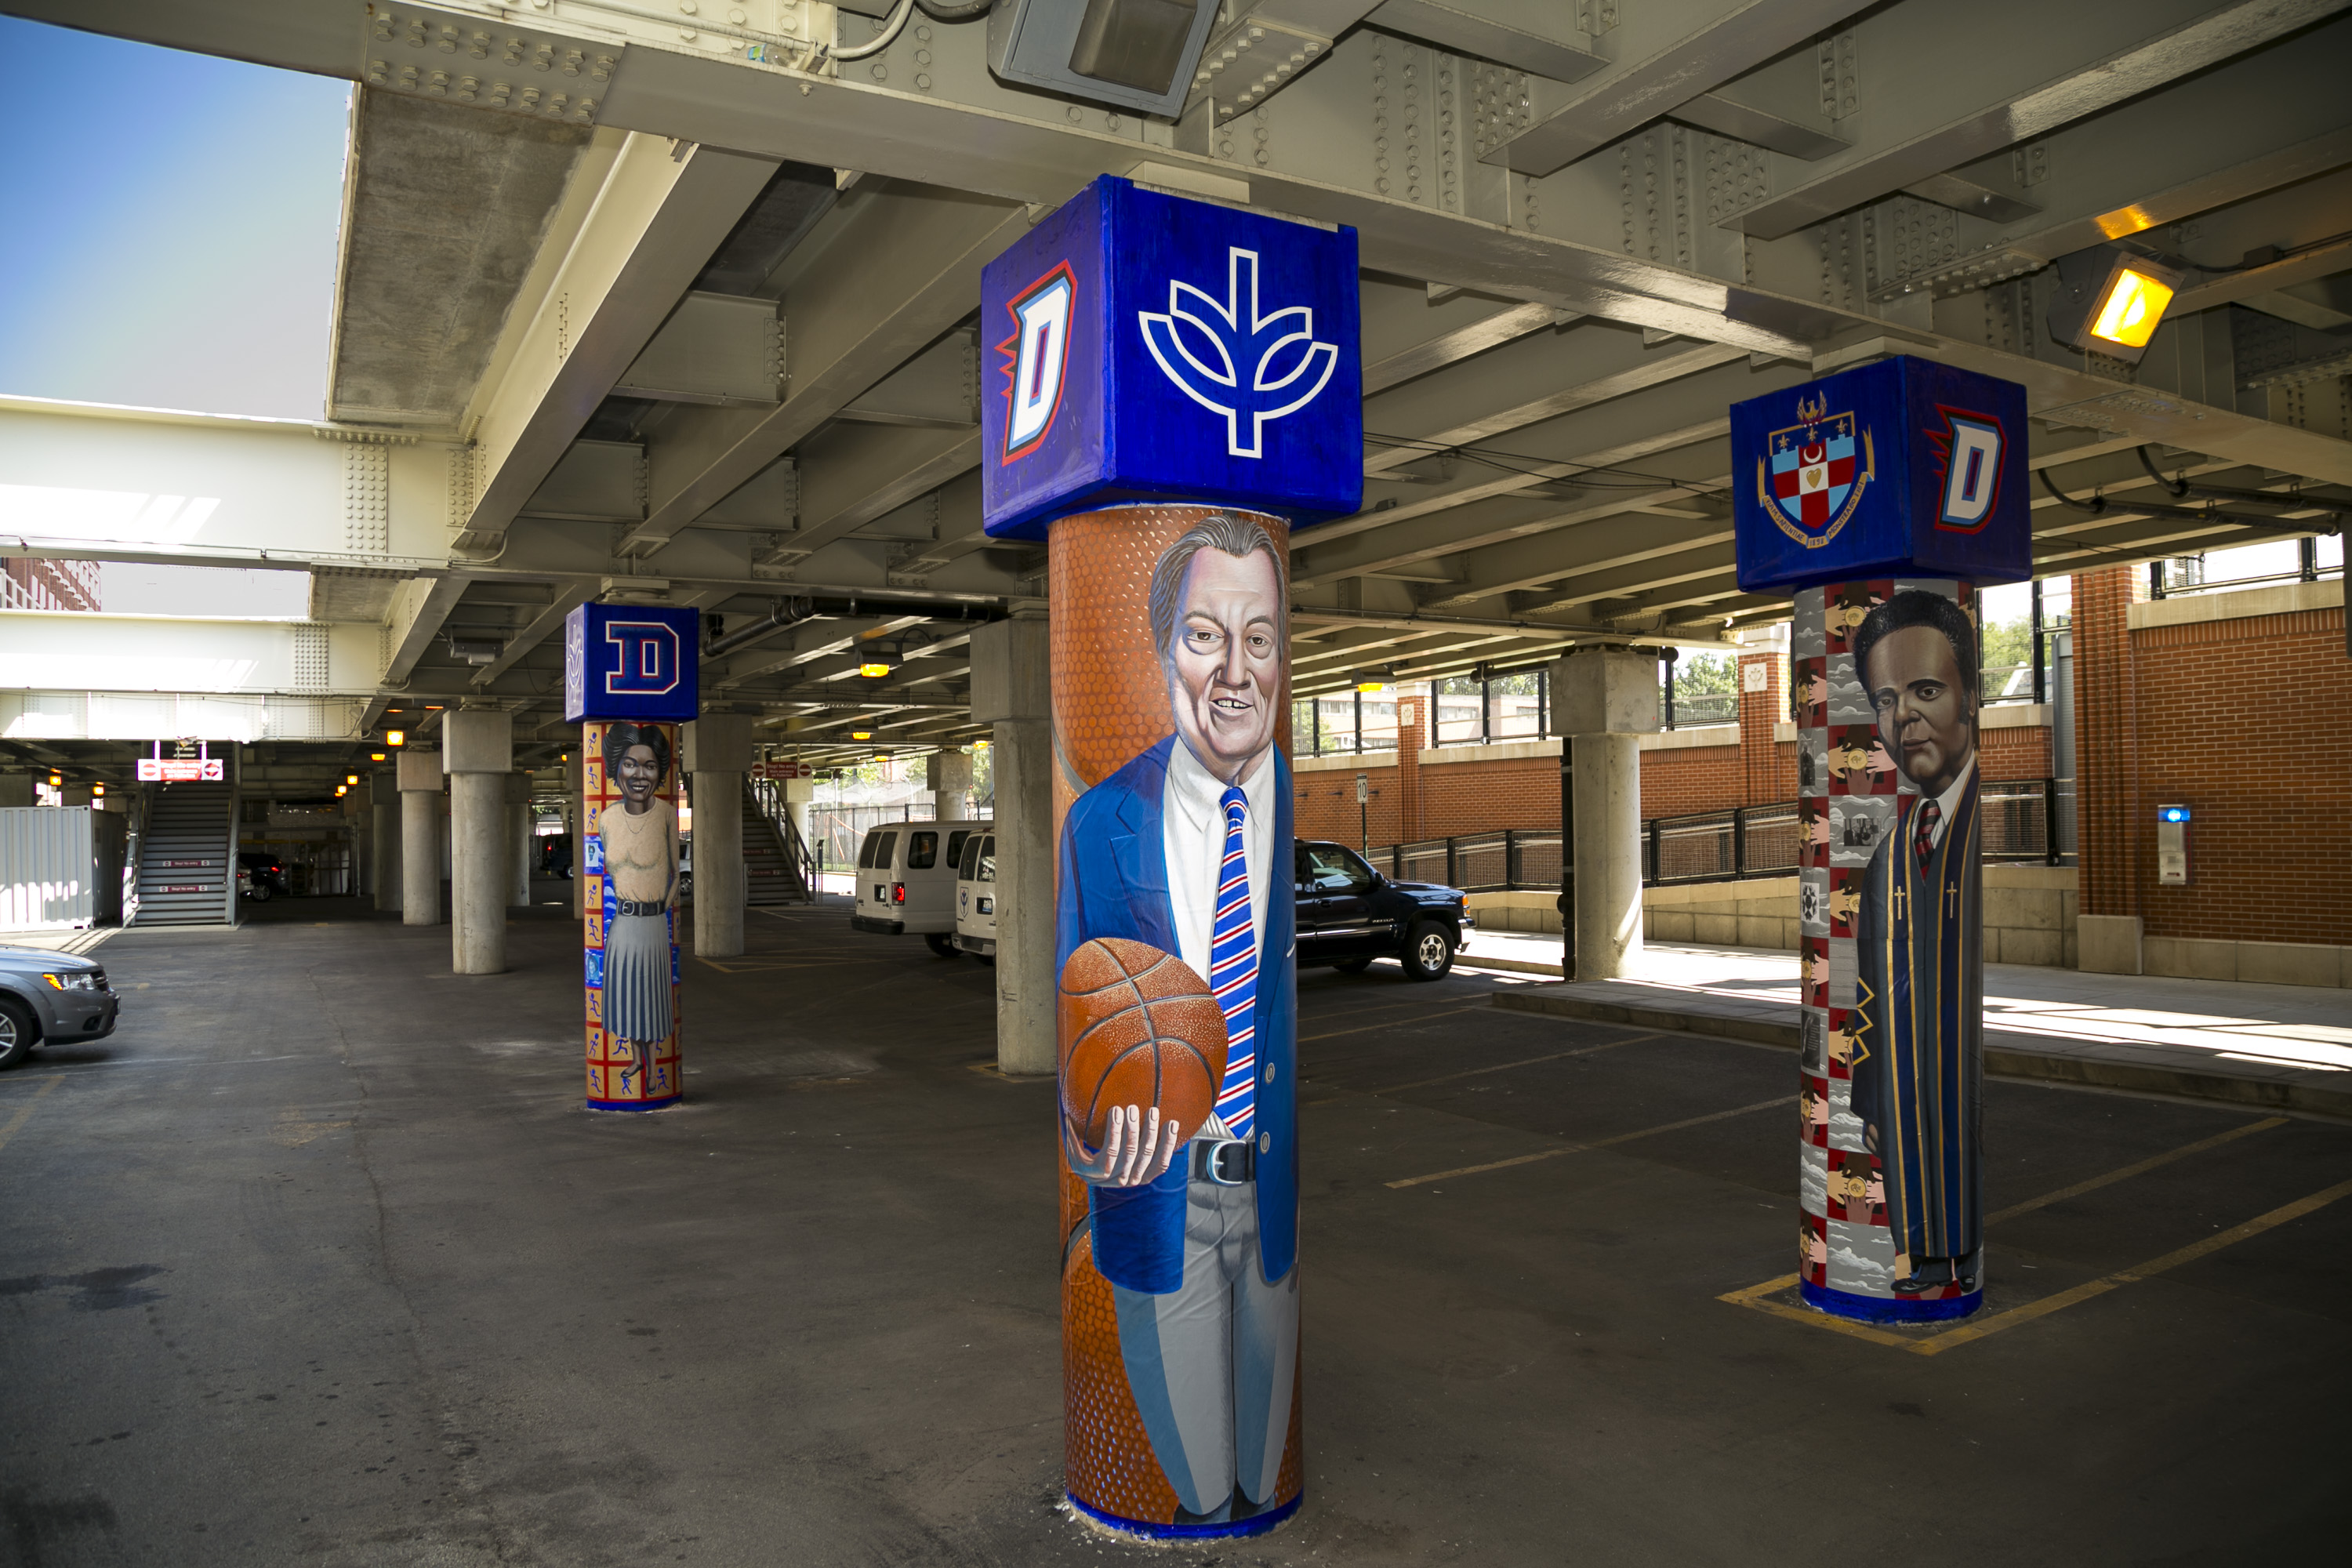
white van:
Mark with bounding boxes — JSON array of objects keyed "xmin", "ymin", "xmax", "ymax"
[
  {"xmin": 851, "ymin": 820, "xmax": 988, "ymax": 956},
  {"xmin": 953, "ymin": 829, "xmax": 997, "ymax": 961}
]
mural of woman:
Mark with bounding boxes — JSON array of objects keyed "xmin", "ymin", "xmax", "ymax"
[{"xmin": 599, "ymin": 721, "xmax": 677, "ymax": 1094}]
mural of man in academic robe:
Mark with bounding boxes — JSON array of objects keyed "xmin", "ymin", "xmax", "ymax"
[{"xmin": 1849, "ymin": 589, "xmax": 1984, "ymax": 1296}]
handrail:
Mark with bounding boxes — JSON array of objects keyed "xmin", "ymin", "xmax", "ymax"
[
  {"xmin": 745, "ymin": 775, "xmax": 818, "ymax": 902},
  {"xmin": 1356, "ymin": 778, "xmax": 2071, "ymax": 891}
]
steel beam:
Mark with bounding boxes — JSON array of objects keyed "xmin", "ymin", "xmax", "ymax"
[
  {"xmin": 760, "ymin": 423, "xmax": 981, "ymax": 568},
  {"xmin": 1364, "ymin": 324, "xmax": 1744, "ymax": 473},
  {"xmin": 468, "ymin": 582, "xmax": 593, "ymax": 688},
  {"xmin": 1484, "ymin": 0, "xmax": 1857, "ymax": 176},
  {"xmin": 1719, "ymin": 0, "xmax": 2349, "ymax": 241},
  {"xmin": 455, "ymin": 137, "xmax": 781, "ymax": 554},
  {"xmin": 620, "ymin": 184, "xmax": 1031, "ymax": 557},
  {"xmin": 1408, "ymin": 481, "xmax": 1733, "ymax": 608}
]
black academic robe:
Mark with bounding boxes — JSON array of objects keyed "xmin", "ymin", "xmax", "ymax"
[{"xmin": 1852, "ymin": 772, "xmax": 1984, "ymax": 1265}]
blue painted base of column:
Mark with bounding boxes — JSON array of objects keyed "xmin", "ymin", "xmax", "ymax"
[
  {"xmin": 1801, "ymin": 1279, "xmax": 1982, "ymax": 1323},
  {"xmin": 586, "ymin": 1095, "xmax": 682, "ymax": 1112},
  {"xmin": 1067, "ymin": 1491, "xmax": 1301, "ymax": 1541}
]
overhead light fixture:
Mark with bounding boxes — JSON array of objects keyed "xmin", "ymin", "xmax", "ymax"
[
  {"xmin": 387, "ymin": 731, "xmax": 405, "ymax": 747},
  {"xmin": 987, "ymin": 0, "xmax": 1225, "ymax": 120},
  {"xmin": 851, "ymin": 731, "xmax": 873, "ymax": 741},
  {"xmin": 346, "ymin": 774, "xmax": 359, "ymax": 786},
  {"xmin": 2047, "ymin": 245, "xmax": 2187, "ymax": 365},
  {"xmin": 1356, "ymin": 681, "xmax": 1386, "ymax": 695},
  {"xmin": 858, "ymin": 662, "xmax": 891, "ymax": 678},
  {"xmin": 369, "ymin": 752, "xmax": 386, "ymax": 762},
  {"xmin": 47, "ymin": 772, "xmax": 61, "ymax": 786},
  {"xmin": 336, "ymin": 785, "xmax": 348, "ymax": 797},
  {"xmin": 90, "ymin": 783, "xmax": 103, "ymax": 797}
]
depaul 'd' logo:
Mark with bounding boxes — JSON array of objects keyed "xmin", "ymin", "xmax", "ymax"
[
  {"xmin": 1139, "ymin": 246, "xmax": 1338, "ymax": 459},
  {"xmin": 999, "ymin": 261, "xmax": 1076, "ymax": 463},
  {"xmin": 1926, "ymin": 405, "xmax": 2005, "ymax": 532}
]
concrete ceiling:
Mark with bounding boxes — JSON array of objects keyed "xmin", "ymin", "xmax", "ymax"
[{"xmin": 328, "ymin": 89, "xmax": 593, "ymax": 428}]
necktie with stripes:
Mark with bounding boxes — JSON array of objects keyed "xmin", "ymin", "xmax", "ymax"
[
  {"xmin": 1914, "ymin": 797, "xmax": 1941, "ymax": 869},
  {"xmin": 1210, "ymin": 785, "xmax": 1258, "ymax": 1142}
]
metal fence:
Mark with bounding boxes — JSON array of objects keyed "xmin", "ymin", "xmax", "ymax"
[{"xmin": 1363, "ymin": 779, "xmax": 2069, "ymax": 891}]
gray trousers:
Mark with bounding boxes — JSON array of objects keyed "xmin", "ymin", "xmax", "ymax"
[{"xmin": 1110, "ymin": 1174, "xmax": 1299, "ymax": 1519}]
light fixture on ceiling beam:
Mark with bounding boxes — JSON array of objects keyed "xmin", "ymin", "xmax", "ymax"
[
  {"xmin": 386, "ymin": 731, "xmax": 405, "ymax": 747},
  {"xmin": 2046, "ymin": 245, "xmax": 2187, "ymax": 365},
  {"xmin": 858, "ymin": 662, "xmax": 891, "ymax": 677}
]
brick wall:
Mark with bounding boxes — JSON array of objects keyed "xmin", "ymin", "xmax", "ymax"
[
  {"xmin": 2075, "ymin": 567, "xmax": 2144, "ymax": 920},
  {"xmin": 1294, "ymin": 761, "xmax": 1403, "ymax": 848},
  {"xmin": 2125, "ymin": 599, "xmax": 2350, "ymax": 945},
  {"xmin": 1642, "ymin": 742, "xmax": 1742, "ymax": 816},
  {"xmin": 1422, "ymin": 753, "xmax": 1559, "ymax": 835}
]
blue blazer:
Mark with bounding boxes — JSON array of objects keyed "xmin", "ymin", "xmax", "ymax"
[{"xmin": 1057, "ymin": 735, "xmax": 1298, "ymax": 1294}]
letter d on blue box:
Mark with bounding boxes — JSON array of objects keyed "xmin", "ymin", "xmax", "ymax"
[
  {"xmin": 981, "ymin": 175, "xmax": 1363, "ymax": 538},
  {"xmin": 564, "ymin": 604, "xmax": 701, "ymax": 724},
  {"xmin": 1732, "ymin": 355, "xmax": 2031, "ymax": 592}
]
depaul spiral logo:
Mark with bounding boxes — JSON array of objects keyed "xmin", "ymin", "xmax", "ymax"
[{"xmin": 1759, "ymin": 392, "xmax": 1875, "ymax": 549}]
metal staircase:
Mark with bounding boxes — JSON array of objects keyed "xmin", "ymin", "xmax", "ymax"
[
  {"xmin": 130, "ymin": 782, "xmax": 237, "ymax": 926},
  {"xmin": 743, "ymin": 776, "xmax": 815, "ymax": 905}
]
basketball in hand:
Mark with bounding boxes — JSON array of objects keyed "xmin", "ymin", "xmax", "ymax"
[{"xmin": 1058, "ymin": 937, "xmax": 1228, "ymax": 1152}]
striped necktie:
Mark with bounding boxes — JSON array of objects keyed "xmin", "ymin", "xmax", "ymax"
[
  {"xmin": 1914, "ymin": 797, "xmax": 1941, "ymax": 869},
  {"xmin": 1210, "ymin": 785, "xmax": 1258, "ymax": 1142}
]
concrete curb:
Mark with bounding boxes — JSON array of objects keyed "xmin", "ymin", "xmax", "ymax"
[{"xmin": 1490, "ymin": 989, "xmax": 2352, "ymax": 1122}]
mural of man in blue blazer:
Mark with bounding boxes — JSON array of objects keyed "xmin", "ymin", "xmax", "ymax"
[{"xmin": 1056, "ymin": 513, "xmax": 1298, "ymax": 1526}]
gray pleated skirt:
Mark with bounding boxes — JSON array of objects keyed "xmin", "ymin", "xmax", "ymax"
[{"xmin": 603, "ymin": 911, "xmax": 673, "ymax": 1044}]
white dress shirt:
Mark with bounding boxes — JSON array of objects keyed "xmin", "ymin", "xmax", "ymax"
[
  {"xmin": 1163, "ymin": 735, "xmax": 1275, "ymax": 985},
  {"xmin": 1919, "ymin": 757, "xmax": 1975, "ymax": 851}
]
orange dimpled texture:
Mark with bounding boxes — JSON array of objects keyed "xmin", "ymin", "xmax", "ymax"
[{"xmin": 1058, "ymin": 937, "xmax": 1227, "ymax": 1151}]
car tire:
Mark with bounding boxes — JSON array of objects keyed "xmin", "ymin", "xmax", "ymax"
[
  {"xmin": 248, "ymin": 882, "xmax": 270, "ymax": 903},
  {"xmin": 1333, "ymin": 956, "xmax": 1374, "ymax": 974},
  {"xmin": 925, "ymin": 932, "xmax": 959, "ymax": 958},
  {"xmin": 1400, "ymin": 922, "xmax": 1455, "ymax": 982},
  {"xmin": 0, "ymin": 996, "xmax": 36, "ymax": 1069}
]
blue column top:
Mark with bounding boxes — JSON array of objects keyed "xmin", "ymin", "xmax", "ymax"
[{"xmin": 980, "ymin": 176, "xmax": 1363, "ymax": 540}]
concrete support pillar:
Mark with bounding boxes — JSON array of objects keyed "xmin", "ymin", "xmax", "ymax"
[
  {"xmin": 1553, "ymin": 647, "xmax": 1657, "ymax": 981},
  {"xmin": 397, "ymin": 750, "xmax": 442, "ymax": 926},
  {"xmin": 372, "ymin": 773, "xmax": 402, "ymax": 913},
  {"xmin": 970, "ymin": 613, "xmax": 1053, "ymax": 1076},
  {"xmin": 508, "ymin": 773, "xmax": 534, "ymax": 909},
  {"xmin": 684, "ymin": 714, "xmax": 753, "ymax": 959},
  {"xmin": 927, "ymin": 749, "xmax": 975, "ymax": 818},
  {"xmin": 443, "ymin": 710, "xmax": 514, "ymax": 975}
]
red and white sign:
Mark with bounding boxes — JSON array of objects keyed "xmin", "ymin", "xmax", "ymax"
[
  {"xmin": 752, "ymin": 760, "xmax": 813, "ymax": 780},
  {"xmin": 157, "ymin": 884, "xmax": 215, "ymax": 894},
  {"xmin": 136, "ymin": 757, "xmax": 224, "ymax": 782}
]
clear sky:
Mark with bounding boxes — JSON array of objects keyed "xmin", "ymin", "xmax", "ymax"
[{"xmin": 0, "ymin": 18, "xmax": 350, "ymax": 419}]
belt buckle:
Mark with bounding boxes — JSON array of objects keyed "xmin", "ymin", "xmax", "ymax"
[{"xmin": 1200, "ymin": 1137, "xmax": 1250, "ymax": 1186}]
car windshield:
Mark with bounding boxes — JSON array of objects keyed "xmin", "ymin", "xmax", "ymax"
[{"xmin": 1299, "ymin": 844, "xmax": 1374, "ymax": 892}]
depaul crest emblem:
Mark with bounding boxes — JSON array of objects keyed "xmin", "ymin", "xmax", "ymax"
[{"xmin": 1759, "ymin": 393, "xmax": 1875, "ymax": 549}]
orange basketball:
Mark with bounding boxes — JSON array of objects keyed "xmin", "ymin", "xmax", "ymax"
[{"xmin": 1058, "ymin": 937, "xmax": 1228, "ymax": 1151}]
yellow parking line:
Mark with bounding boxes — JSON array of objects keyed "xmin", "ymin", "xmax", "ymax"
[
  {"xmin": 1299, "ymin": 1004, "xmax": 1486, "ymax": 1045},
  {"xmin": 1386, "ymin": 1094, "xmax": 1789, "ymax": 1189},
  {"xmin": 1983, "ymin": 1116, "xmax": 2287, "ymax": 1225},
  {"xmin": 1719, "ymin": 1118, "xmax": 2339, "ymax": 1356},
  {"xmin": 1367, "ymin": 1033, "xmax": 1663, "ymax": 1096},
  {"xmin": 0, "ymin": 1074, "xmax": 65, "ymax": 1153},
  {"xmin": 1911, "ymin": 1175, "xmax": 2352, "ymax": 1357}
]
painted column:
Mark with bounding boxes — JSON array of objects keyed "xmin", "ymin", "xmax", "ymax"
[
  {"xmin": 568, "ymin": 753, "xmax": 586, "ymax": 920},
  {"xmin": 566, "ymin": 603, "xmax": 700, "ymax": 1112},
  {"xmin": 981, "ymin": 178, "xmax": 1359, "ymax": 1541},
  {"xmin": 970, "ymin": 613, "xmax": 1054, "ymax": 1076},
  {"xmin": 684, "ymin": 713, "xmax": 752, "ymax": 960},
  {"xmin": 445, "ymin": 710, "xmax": 513, "ymax": 975},
  {"xmin": 397, "ymin": 749, "xmax": 441, "ymax": 927},
  {"xmin": 1733, "ymin": 356, "xmax": 2030, "ymax": 1324}
]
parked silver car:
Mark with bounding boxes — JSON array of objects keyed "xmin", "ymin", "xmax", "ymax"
[{"xmin": 0, "ymin": 946, "xmax": 120, "ymax": 1069}]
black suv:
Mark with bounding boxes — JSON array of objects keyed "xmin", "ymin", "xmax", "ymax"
[{"xmin": 1294, "ymin": 840, "xmax": 1472, "ymax": 982}]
